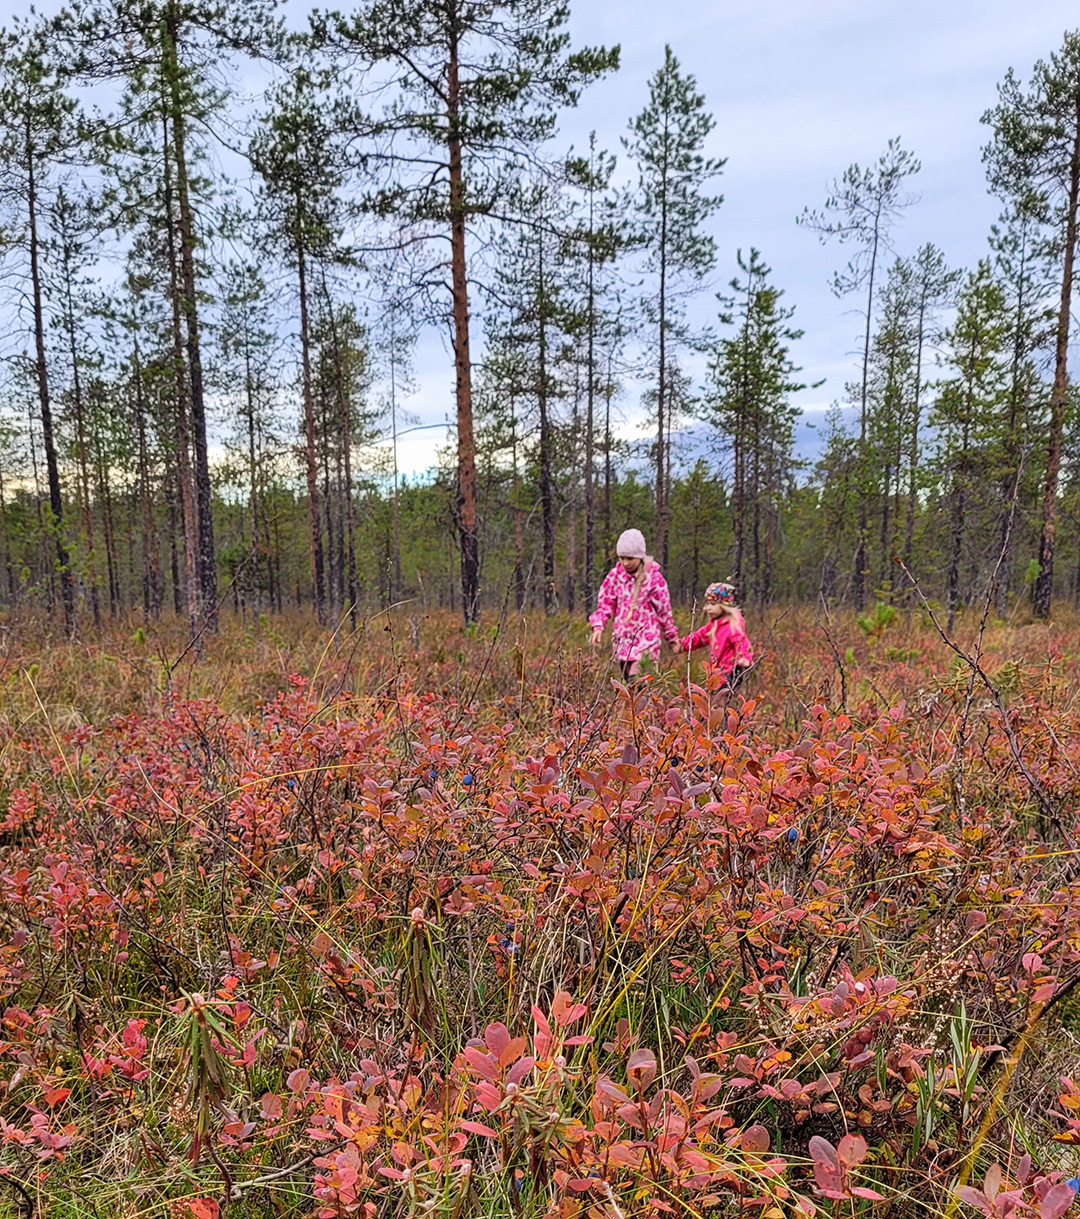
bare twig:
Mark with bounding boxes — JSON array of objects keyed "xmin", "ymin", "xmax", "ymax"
[
  {"xmin": 897, "ymin": 558, "xmax": 1073, "ymax": 850},
  {"xmin": 816, "ymin": 593, "xmax": 848, "ymax": 712},
  {"xmin": 0, "ymin": 1170, "xmax": 34, "ymax": 1218},
  {"xmin": 227, "ymin": 1142, "xmax": 347, "ymax": 1201}
]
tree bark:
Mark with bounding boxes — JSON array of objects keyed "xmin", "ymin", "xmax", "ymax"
[
  {"xmin": 92, "ymin": 400, "xmax": 120, "ymax": 616},
  {"xmin": 296, "ymin": 223, "xmax": 326, "ymax": 622},
  {"xmin": 538, "ymin": 229, "xmax": 556, "ymax": 615},
  {"xmin": 27, "ymin": 129, "xmax": 74, "ymax": 633},
  {"xmin": 512, "ymin": 396, "xmax": 524, "ymax": 610},
  {"xmin": 854, "ymin": 213, "xmax": 882, "ymax": 610},
  {"xmin": 655, "ymin": 152, "xmax": 668, "ymax": 567},
  {"xmin": 1032, "ymin": 99, "xmax": 1080, "ymax": 619},
  {"xmin": 448, "ymin": 24, "xmax": 481, "ymax": 624},
  {"xmin": 166, "ymin": 6, "xmax": 216, "ymax": 626},
  {"xmin": 162, "ymin": 104, "xmax": 200, "ymax": 638},
  {"xmin": 323, "ymin": 286, "xmax": 358, "ymax": 626},
  {"xmin": 584, "ymin": 170, "xmax": 596, "ymax": 614},
  {"xmin": 134, "ymin": 354, "xmax": 161, "ymax": 621},
  {"xmin": 60, "ymin": 216, "xmax": 101, "ymax": 631},
  {"xmin": 242, "ymin": 328, "xmax": 260, "ymax": 613}
]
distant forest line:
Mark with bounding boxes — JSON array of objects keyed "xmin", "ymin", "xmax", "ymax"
[{"xmin": 1, "ymin": 1, "xmax": 1080, "ymax": 631}]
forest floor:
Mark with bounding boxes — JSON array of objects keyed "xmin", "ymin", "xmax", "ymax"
[{"xmin": 3, "ymin": 604, "xmax": 1080, "ymax": 1218}]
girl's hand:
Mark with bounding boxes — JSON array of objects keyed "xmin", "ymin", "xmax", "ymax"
[{"xmin": 591, "ymin": 628, "xmax": 603, "ymax": 648}]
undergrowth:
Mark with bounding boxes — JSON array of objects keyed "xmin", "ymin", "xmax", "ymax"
[{"xmin": 0, "ymin": 606, "xmax": 1079, "ymax": 1218}]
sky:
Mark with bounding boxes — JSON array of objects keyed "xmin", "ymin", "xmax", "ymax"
[
  {"xmin": 390, "ymin": 0, "xmax": 1080, "ymax": 476},
  {"xmin": 2, "ymin": 0, "xmax": 1076, "ymax": 480}
]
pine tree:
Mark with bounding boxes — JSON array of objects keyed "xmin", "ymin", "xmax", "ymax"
[
  {"xmin": 814, "ymin": 405, "xmax": 858, "ymax": 603},
  {"xmin": 565, "ymin": 133, "xmax": 624, "ymax": 613},
  {"xmin": 901, "ymin": 244, "xmax": 958, "ymax": 573},
  {"xmin": 705, "ymin": 249, "xmax": 805, "ymax": 605},
  {"xmin": 316, "ymin": 0, "xmax": 617, "ymax": 625},
  {"xmin": 986, "ymin": 200, "xmax": 1056, "ymax": 610},
  {"xmin": 489, "ymin": 182, "xmax": 577, "ymax": 615},
  {"xmin": 799, "ymin": 137, "xmax": 920, "ymax": 608},
  {"xmin": 931, "ymin": 260, "xmax": 1009, "ymax": 630},
  {"xmin": 0, "ymin": 23, "xmax": 80, "ymax": 633},
  {"xmin": 57, "ymin": 0, "xmax": 282, "ymax": 631},
  {"xmin": 984, "ymin": 32, "xmax": 1080, "ymax": 618},
  {"xmin": 625, "ymin": 45, "xmax": 724, "ymax": 567},
  {"xmin": 50, "ymin": 186, "xmax": 102, "ymax": 628},
  {"xmin": 867, "ymin": 259, "xmax": 916, "ymax": 591},
  {"xmin": 251, "ymin": 60, "xmax": 350, "ymax": 623},
  {"xmin": 219, "ymin": 261, "xmax": 280, "ymax": 614}
]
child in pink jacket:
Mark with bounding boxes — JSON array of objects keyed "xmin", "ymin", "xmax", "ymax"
[
  {"xmin": 679, "ymin": 582, "xmax": 754, "ymax": 687},
  {"xmin": 590, "ymin": 529, "xmax": 679, "ymax": 681}
]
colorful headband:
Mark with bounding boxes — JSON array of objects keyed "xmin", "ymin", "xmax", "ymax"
[{"xmin": 704, "ymin": 582, "xmax": 736, "ymax": 605}]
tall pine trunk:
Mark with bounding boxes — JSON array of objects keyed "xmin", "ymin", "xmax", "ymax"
[
  {"xmin": 1032, "ymin": 99, "xmax": 1080, "ymax": 619},
  {"xmin": 854, "ymin": 221, "xmax": 881, "ymax": 611},
  {"xmin": 27, "ymin": 131, "xmax": 74, "ymax": 633},
  {"xmin": 295, "ymin": 224, "xmax": 326, "ymax": 622},
  {"xmin": 512, "ymin": 397, "xmax": 524, "ymax": 610},
  {"xmin": 584, "ymin": 196, "xmax": 596, "ymax": 614},
  {"xmin": 165, "ymin": 473, "xmax": 182, "ymax": 616},
  {"xmin": 166, "ymin": 6, "xmax": 216, "ymax": 625},
  {"xmin": 655, "ymin": 176, "xmax": 668, "ymax": 566},
  {"xmin": 389, "ymin": 311, "xmax": 402, "ymax": 606},
  {"xmin": 163, "ymin": 105, "xmax": 199, "ymax": 638},
  {"xmin": 947, "ymin": 433, "xmax": 970, "ymax": 633},
  {"xmin": 447, "ymin": 29, "xmax": 480, "ymax": 624},
  {"xmin": 324, "ymin": 286, "xmax": 358, "ymax": 625},
  {"xmin": 538, "ymin": 231, "xmax": 556, "ymax": 615},
  {"xmin": 134, "ymin": 352, "xmax": 161, "ymax": 620},
  {"xmin": 92, "ymin": 403, "xmax": 120, "ymax": 617},
  {"xmin": 904, "ymin": 289, "xmax": 927, "ymax": 581},
  {"xmin": 243, "ymin": 338, "xmax": 260, "ymax": 613},
  {"xmin": 567, "ymin": 382, "xmax": 579, "ymax": 613},
  {"xmin": 61, "ymin": 234, "xmax": 101, "ymax": 631}
]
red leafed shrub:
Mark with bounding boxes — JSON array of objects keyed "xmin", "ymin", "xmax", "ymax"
[{"xmin": 1, "ymin": 613, "xmax": 1080, "ymax": 1216}]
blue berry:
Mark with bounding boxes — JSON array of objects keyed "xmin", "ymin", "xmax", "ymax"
[
  {"xmin": 787, "ymin": 827, "xmax": 799, "ymax": 843},
  {"xmin": 462, "ymin": 774, "xmax": 473, "ymax": 786},
  {"xmin": 1068, "ymin": 1179, "xmax": 1080, "ymax": 1194}
]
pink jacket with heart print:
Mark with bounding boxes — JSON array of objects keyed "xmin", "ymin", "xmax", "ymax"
[
  {"xmin": 679, "ymin": 616, "xmax": 754, "ymax": 677},
  {"xmin": 589, "ymin": 560, "xmax": 679, "ymax": 663}
]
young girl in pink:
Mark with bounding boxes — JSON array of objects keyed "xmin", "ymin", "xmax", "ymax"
[
  {"xmin": 679, "ymin": 582, "xmax": 754, "ymax": 687},
  {"xmin": 590, "ymin": 529, "xmax": 679, "ymax": 680}
]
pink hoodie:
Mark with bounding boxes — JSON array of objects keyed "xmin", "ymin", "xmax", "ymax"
[
  {"xmin": 589, "ymin": 560, "xmax": 679, "ymax": 663},
  {"xmin": 679, "ymin": 614, "xmax": 753, "ymax": 677}
]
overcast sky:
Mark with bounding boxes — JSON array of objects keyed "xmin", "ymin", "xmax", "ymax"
[{"xmin": 3, "ymin": 0, "xmax": 1076, "ymax": 478}]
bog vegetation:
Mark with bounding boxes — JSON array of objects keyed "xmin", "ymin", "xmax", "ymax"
[{"xmin": 3, "ymin": 607, "xmax": 1080, "ymax": 1218}]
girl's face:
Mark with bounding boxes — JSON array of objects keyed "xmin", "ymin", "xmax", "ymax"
[
  {"xmin": 704, "ymin": 601, "xmax": 724, "ymax": 619},
  {"xmin": 619, "ymin": 555, "xmax": 642, "ymax": 574}
]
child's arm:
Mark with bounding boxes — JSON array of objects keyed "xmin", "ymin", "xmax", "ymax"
[
  {"xmin": 732, "ymin": 622, "xmax": 754, "ymax": 668},
  {"xmin": 678, "ymin": 623, "xmax": 713, "ymax": 653},
  {"xmin": 588, "ymin": 569, "xmax": 618, "ymax": 632}
]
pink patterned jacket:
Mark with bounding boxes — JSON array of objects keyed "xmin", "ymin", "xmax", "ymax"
[
  {"xmin": 679, "ymin": 617, "xmax": 754, "ymax": 677},
  {"xmin": 589, "ymin": 561, "xmax": 679, "ymax": 663}
]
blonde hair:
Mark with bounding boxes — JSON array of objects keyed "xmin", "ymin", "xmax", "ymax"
[
  {"xmin": 628, "ymin": 555, "xmax": 655, "ymax": 613},
  {"xmin": 706, "ymin": 601, "xmax": 746, "ymax": 634}
]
